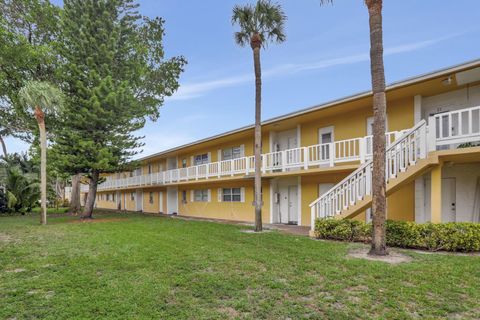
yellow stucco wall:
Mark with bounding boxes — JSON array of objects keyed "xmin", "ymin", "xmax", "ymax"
[
  {"xmin": 177, "ymin": 180, "xmax": 270, "ymax": 223},
  {"xmin": 301, "ymin": 97, "xmax": 414, "ymax": 148},
  {"xmin": 387, "ymin": 182, "xmax": 415, "ymax": 221}
]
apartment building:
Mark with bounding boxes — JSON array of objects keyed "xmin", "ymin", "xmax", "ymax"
[{"xmin": 83, "ymin": 59, "xmax": 480, "ymax": 230}]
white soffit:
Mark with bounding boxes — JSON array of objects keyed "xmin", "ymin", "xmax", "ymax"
[{"xmin": 456, "ymin": 67, "xmax": 480, "ymax": 85}]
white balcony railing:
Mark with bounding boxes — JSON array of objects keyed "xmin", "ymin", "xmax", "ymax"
[
  {"xmin": 93, "ymin": 130, "xmax": 406, "ymax": 191},
  {"xmin": 309, "ymin": 105, "xmax": 480, "ymax": 229},
  {"xmin": 91, "ymin": 106, "xmax": 480, "ymax": 198},
  {"xmin": 309, "ymin": 120, "xmax": 427, "ymax": 228}
]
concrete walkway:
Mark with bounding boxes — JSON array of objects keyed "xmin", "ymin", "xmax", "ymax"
[{"xmin": 164, "ymin": 214, "xmax": 310, "ymax": 236}]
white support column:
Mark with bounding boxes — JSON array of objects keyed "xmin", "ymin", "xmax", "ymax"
[
  {"xmin": 427, "ymin": 116, "xmax": 437, "ymax": 152},
  {"xmin": 414, "ymin": 176, "xmax": 426, "ymax": 223},
  {"xmin": 303, "ymin": 147, "xmax": 309, "ymax": 170},
  {"xmin": 414, "ymin": 95, "xmax": 422, "ymax": 124},
  {"xmin": 329, "ymin": 143, "xmax": 334, "ymax": 167},
  {"xmin": 359, "ymin": 138, "xmax": 366, "ymax": 164},
  {"xmin": 297, "ymin": 176, "xmax": 302, "ymax": 226}
]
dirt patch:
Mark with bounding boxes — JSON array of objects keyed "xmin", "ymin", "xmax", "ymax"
[
  {"xmin": 69, "ymin": 218, "xmax": 128, "ymax": 224},
  {"xmin": 348, "ymin": 248, "xmax": 413, "ymax": 264},
  {"xmin": 0, "ymin": 233, "xmax": 12, "ymax": 243},
  {"xmin": 240, "ymin": 229, "xmax": 272, "ymax": 234},
  {"xmin": 218, "ymin": 306, "xmax": 240, "ymax": 318}
]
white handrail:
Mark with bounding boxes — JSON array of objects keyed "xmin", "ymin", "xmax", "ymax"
[{"xmin": 309, "ymin": 120, "xmax": 427, "ymax": 229}]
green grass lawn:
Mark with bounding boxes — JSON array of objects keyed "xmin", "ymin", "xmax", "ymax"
[
  {"xmin": 1, "ymin": 213, "xmax": 479, "ymax": 319},
  {"xmin": 30, "ymin": 207, "xmax": 70, "ymax": 215}
]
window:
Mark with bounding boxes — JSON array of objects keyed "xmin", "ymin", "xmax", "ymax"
[
  {"xmin": 194, "ymin": 190, "xmax": 208, "ymax": 202},
  {"xmin": 222, "ymin": 188, "xmax": 241, "ymax": 202},
  {"xmin": 182, "ymin": 158, "xmax": 187, "ymax": 168},
  {"xmin": 182, "ymin": 190, "xmax": 187, "ymax": 203},
  {"xmin": 194, "ymin": 153, "xmax": 209, "ymax": 165},
  {"xmin": 148, "ymin": 164, "xmax": 152, "ymax": 174},
  {"xmin": 222, "ymin": 147, "xmax": 242, "ymax": 161},
  {"xmin": 131, "ymin": 192, "xmax": 135, "ymax": 201},
  {"xmin": 112, "ymin": 193, "xmax": 116, "ymax": 202},
  {"xmin": 149, "ymin": 192, "xmax": 154, "ymax": 204}
]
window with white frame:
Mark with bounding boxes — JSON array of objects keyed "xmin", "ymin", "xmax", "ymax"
[
  {"xmin": 131, "ymin": 192, "xmax": 135, "ymax": 201},
  {"xmin": 194, "ymin": 153, "xmax": 209, "ymax": 165},
  {"xmin": 147, "ymin": 164, "xmax": 153, "ymax": 174},
  {"xmin": 222, "ymin": 188, "xmax": 241, "ymax": 202},
  {"xmin": 194, "ymin": 189, "xmax": 209, "ymax": 202},
  {"xmin": 222, "ymin": 146, "xmax": 241, "ymax": 161}
]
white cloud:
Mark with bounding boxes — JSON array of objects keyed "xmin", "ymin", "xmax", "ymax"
[{"xmin": 169, "ymin": 35, "xmax": 460, "ymax": 101}]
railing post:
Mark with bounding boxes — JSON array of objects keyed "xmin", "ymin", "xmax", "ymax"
[
  {"xmin": 217, "ymin": 162, "xmax": 221, "ymax": 178},
  {"xmin": 427, "ymin": 116, "xmax": 437, "ymax": 152},
  {"xmin": 245, "ymin": 157, "xmax": 250, "ymax": 175},
  {"xmin": 419, "ymin": 123, "xmax": 427, "ymax": 159},
  {"xmin": 303, "ymin": 147, "xmax": 309, "ymax": 170},
  {"xmin": 329, "ymin": 143, "xmax": 334, "ymax": 167},
  {"xmin": 359, "ymin": 138, "xmax": 366, "ymax": 164},
  {"xmin": 231, "ymin": 159, "xmax": 234, "ymax": 176},
  {"xmin": 310, "ymin": 205, "xmax": 316, "ymax": 232},
  {"xmin": 262, "ymin": 156, "xmax": 266, "ymax": 174},
  {"xmin": 281, "ymin": 151, "xmax": 287, "ymax": 172},
  {"xmin": 365, "ymin": 165, "xmax": 372, "ymax": 196}
]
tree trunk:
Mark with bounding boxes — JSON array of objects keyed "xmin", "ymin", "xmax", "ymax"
[
  {"xmin": 34, "ymin": 106, "xmax": 47, "ymax": 225},
  {"xmin": 0, "ymin": 135, "xmax": 7, "ymax": 158},
  {"xmin": 69, "ymin": 173, "xmax": 81, "ymax": 215},
  {"xmin": 252, "ymin": 44, "xmax": 263, "ymax": 232},
  {"xmin": 82, "ymin": 171, "xmax": 99, "ymax": 219},
  {"xmin": 366, "ymin": 0, "xmax": 388, "ymax": 256}
]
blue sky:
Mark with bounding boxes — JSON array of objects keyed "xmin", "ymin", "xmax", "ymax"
[{"xmin": 6, "ymin": 0, "xmax": 480, "ymax": 158}]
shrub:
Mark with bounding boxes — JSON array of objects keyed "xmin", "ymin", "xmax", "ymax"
[
  {"xmin": 0, "ymin": 190, "xmax": 8, "ymax": 214},
  {"xmin": 314, "ymin": 218, "xmax": 480, "ymax": 252}
]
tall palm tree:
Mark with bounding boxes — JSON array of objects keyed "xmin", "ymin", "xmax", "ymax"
[
  {"xmin": 321, "ymin": 0, "xmax": 388, "ymax": 255},
  {"xmin": 19, "ymin": 81, "xmax": 63, "ymax": 225},
  {"xmin": 232, "ymin": 0, "xmax": 286, "ymax": 232}
]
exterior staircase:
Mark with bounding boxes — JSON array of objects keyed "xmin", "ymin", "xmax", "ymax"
[
  {"xmin": 309, "ymin": 120, "xmax": 431, "ymax": 227},
  {"xmin": 309, "ymin": 104, "xmax": 480, "ymax": 229}
]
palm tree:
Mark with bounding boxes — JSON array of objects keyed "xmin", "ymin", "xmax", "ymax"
[
  {"xmin": 19, "ymin": 81, "xmax": 63, "ymax": 225},
  {"xmin": 321, "ymin": 0, "xmax": 388, "ymax": 255},
  {"xmin": 232, "ymin": 0, "xmax": 286, "ymax": 232}
]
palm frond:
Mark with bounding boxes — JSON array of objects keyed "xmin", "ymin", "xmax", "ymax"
[
  {"xmin": 232, "ymin": 0, "xmax": 286, "ymax": 48},
  {"xmin": 18, "ymin": 81, "xmax": 64, "ymax": 115}
]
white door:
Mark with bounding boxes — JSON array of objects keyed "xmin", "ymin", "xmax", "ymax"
[
  {"xmin": 287, "ymin": 185, "xmax": 298, "ymax": 224},
  {"xmin": 135, "ymin": 189, "xmax": 143, "ymax": 212},
  {"xmin": 318, "ymin": 126, "xmax": 334, "ymax": 162},
  {"xmin": 425, "ymin": 177, "xmax": 456, "ymax": 222},
  {"xmin": 167, "ymin": 187, "xmax": 178, "ymax": 215},
  {"xmin": 159, "ymin": 191, "xmax": 163, "ymax": 214},
  {"xmin": 441, "ymin": 178, "xmax": 456, "ymax": 222},
  {"xmin": 116, "ymin": 191, "xmax": 121, "ymax": 210}
]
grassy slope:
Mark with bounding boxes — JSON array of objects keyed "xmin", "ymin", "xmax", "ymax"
[{"xmin": 0, "ymin": 213, "xmax": 479, "ymax": 319}]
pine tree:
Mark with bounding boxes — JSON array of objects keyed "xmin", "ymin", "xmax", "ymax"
[{"xmin": 54, "ymin": 0, "xmax": 186, "ymax": 218}]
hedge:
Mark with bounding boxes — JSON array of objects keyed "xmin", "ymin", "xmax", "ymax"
[{"xmin": 314, "ymin": 219, "xmax": 480, "ymax": 252}]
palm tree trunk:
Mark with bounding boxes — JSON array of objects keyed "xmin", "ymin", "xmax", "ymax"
[
  {"xmin": 82, "ymin": 170, "xmax": 99, "ymax": 219},
  {"xmin": 252, "ymin": 45, "xmax": 263, "ymax": 232},
  {"xmin": 69, "ymin": 173, "xmax": 81, "ymax": 215},
  {"xmin": 366, "ymin": 0, "xmax": 387, "ymax": 256},
  {"xmin": 0, "ymin": 135, "xmax": 7, "ymax": 158},
  {"xmin": 34, "ymin": 106, "xmax": 47, "ymax": 225}
]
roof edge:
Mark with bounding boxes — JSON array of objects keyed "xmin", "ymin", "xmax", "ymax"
[{"xmin": 139, "ymin": 58, "xmax": 480, "ymax": 162}]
